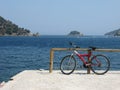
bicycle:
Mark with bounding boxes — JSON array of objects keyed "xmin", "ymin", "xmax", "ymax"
[{"xmin": 60, "ymin": 42, "xmax": 110, "ymax": 75}]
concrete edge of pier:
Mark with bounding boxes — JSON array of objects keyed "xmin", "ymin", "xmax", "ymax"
[{"xmin": 0, "ymin": 70, "xmax": 120, "ymax": 90}]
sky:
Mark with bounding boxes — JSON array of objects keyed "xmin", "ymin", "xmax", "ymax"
[{"xmin": 0, "ymin": 0, "xmax": 120, "ymax": 35}]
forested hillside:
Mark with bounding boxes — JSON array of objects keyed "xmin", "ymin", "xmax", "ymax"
[
  {"xmin": 0, "ymin": 16, "xmax": 30, "ymax": 36},
  {"xmin": 105, "ymin": 29, "xmax": 120, "ymax": 36}
]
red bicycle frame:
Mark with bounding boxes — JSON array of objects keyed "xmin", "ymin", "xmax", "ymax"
[{"xmin": 73, "ymin": 49, "xmax": 92, "ymax": 65}]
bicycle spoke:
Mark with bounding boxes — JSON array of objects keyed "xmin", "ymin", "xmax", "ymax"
[
  {"xmin": 91, "ymin": 55, "xmax": 110, "ymax": 75},
  {"xmin": 60, "ymin": 55, "xmax": 76, "ymax": 75}
]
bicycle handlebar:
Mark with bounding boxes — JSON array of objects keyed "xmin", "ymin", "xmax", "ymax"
[{"xmin": 69, "ymin": 42, "xmax": 80, "ymax": 48}]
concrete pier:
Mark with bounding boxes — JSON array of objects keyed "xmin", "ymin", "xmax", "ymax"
[{"xmin": 0, "ymin": 70, "xmax": 120, "ymax": 90}]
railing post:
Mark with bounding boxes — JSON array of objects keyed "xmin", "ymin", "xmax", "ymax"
[
  {"xmin": 87, "ymin": 50, "xmax": 91, "ymax": 74},
  {"xmin": 49, "ymin": 49, "xmax": 54, "ymax": 73}
]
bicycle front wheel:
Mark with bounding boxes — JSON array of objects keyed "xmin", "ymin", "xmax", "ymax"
[
  {"xmin": 91, "ymin": 55, "xmax": 110, "ymax": 75},
  {"xmin": 60, "ymin": 55, "xmax": 76, "ymax": 75}
]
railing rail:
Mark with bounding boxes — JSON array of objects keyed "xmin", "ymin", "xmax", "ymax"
[{"xmin": 49, "ymin": 48, "xmax": 120, "ymax": 74}]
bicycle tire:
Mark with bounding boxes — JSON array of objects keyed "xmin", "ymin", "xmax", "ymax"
[
  {"xmin": 60, "ymin": 55, "xmax": 76, "ymax": 75},
  {"xmin": 91, "ymin": 54, "xmax": 110, "ymax": 75}
]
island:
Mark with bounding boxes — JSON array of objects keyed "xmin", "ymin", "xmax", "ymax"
[
  {"xmin": 0, "ymin": 16, "xmax": 39, "ymax": 36},
  {"xmin": 68, "ymin": 31, "xmax": 83, "ymax": 37},
  {"xmin": 105, "ymin": 28, "xmax": 120, "ymax": 36}
]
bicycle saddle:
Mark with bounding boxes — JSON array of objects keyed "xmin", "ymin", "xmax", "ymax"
[{"xmin": 89, "ymin": 46, "xmax": 96, "ymax": 50}]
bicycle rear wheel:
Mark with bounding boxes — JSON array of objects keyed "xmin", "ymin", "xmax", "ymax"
[
  {"xmin": 60, "ymin": 55, "xmax": 76, "ymax": 75},
  {"xmin": 91, "ymin": 54, "xmax": 110, "ymax": 75}
]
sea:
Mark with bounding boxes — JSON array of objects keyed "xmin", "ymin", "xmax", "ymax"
[{"xmin": 0, "ymin": 35, "xmax": 120, "ymax": 82}]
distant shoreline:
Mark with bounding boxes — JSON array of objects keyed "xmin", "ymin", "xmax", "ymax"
[{"xmin": 1, "ymin": 34, "xmax": 120, "ymax": 37}]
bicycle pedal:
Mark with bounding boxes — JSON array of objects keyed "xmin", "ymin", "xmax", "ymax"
[{"xmin": 83, "ymin": 64, "xmax": 88, "ymax": 68}]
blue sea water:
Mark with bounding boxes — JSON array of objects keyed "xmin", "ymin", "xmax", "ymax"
[{"xmin": 0, "ymin": 35, "xmax": 120, "ymax": 82}]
